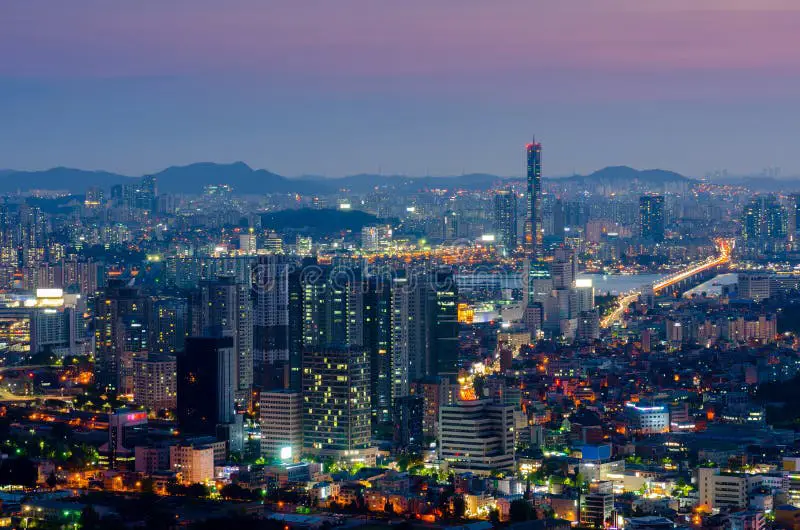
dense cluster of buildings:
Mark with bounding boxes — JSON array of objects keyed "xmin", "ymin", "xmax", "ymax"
[{"xmin": 2, "ymin": 140, "xmax": 800, "ymax": 529}]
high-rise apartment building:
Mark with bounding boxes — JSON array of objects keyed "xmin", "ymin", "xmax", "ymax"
[
  {"xmin": 192, "ymin": 275, "xmax": 253, "ymax": 395},
  {"xmin": 132, "ymin": 354, "xmax": 177, "ymax": 412},
  {"xmin": 639, "ymin": 195, "xmax": 665, "ymax": 242},
  {"xmin": 493, "ymin": 190, "xmax": 518, "ymax": 252},
  {"xmin": 94, "ymin": 278, "xmax": 150, "ymax": 392},
  {"xmin": 253, "ymin": 255, "xmax": 293, "ymax": 390}
]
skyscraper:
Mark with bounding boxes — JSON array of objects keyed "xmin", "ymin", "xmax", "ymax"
[
  {"xmin": 765, "ymin": 199, "xmax": 789, "ymax": 240},
  {"xmin": 438, "ymin": 399, "xmax": 516, "ymax": 476},
  {"xmin": 191, "ymin": 275, "xmax": 253, "ymax": 397},
  {"xmin": 150, "ymin": 297, "xmax": 188, "ymax": 355},
  {"xmin": 524, "ymin": 140, "xmax": 543, "ymax": 257},
  {"xmin": 428, "ymin": 269, "xmax": 459, "ymax": 381},
  {"xmin": 260, "ymin": 389, "xmax": 303, "ymax": 463},
  {"xmin": 94, "ymin": 278, "xmax": 150, "ymax": 392},
  {"xmin": 364, "ymin": 275, "xmax": 393, "ymax": 423},
  {"xmin": 136, "ymin": 175, "xmax": 158, "ymax": 212},
  {"xmin": 177, "ymin": 336, "xmax": 235, "ymax": 436},
  {"xmin": 742, "ymin": 195, "xmax": 788, "ymax": 246},
  {"xmin": 302, "ymin": 346, "xmax": 375, "ymax": 464},
  {"xmin": 390, "ymin": 271, "xmax": 428, "ymax": 401},
  {"xmin": 639, "ymin": 195, "xmax": 665, "ymax": 242},
  {"xmin": 252, "ymin": 255, "xmax": 292, "ymax": 390},
  {"xmin": 133, "ymin": 354, "xmax": 177, "ymax": 412},
  {"xmin": 393, "ymin": 395, "xmax": 424, "ymax": 453},
  {"xmin": 493, "ymin": 190, "xmax": 518, "ymax": 253},
  {"xmin": 789, "ymin": 193, "xmax": 800, "ymax": 238}
]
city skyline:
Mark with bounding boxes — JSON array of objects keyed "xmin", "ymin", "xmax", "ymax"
[
  {"xmin": 4, "ymin": 2, "xmax": 800, "ymax": 528},
  {"xmin": 3, "ymin": 1, "xmax": 800, "ymax": 176}
]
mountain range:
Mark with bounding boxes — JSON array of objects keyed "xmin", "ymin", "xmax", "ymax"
[{"xmin": 0, "ymin": 162, "xmax": 699, "ymax": 195}]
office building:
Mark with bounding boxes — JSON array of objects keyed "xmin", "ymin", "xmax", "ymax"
[
  {"xmin": 361, "ymin": 225, "xmax": 392, "ymax": 252},
  {"xmin": 393, "ymin": 395, "xmax": 424, "ymax": 453},
  {"xmin": 438, "ymin": 399, "xmax": 515, "ymax": 476},
  {"xmin": 428, "ymin": 269, "xmax": 460, "ymax": 381},
  {"xmin": 524, "ymin": 259, "xmax": 552, "ymax": 308},
  {"xmin": 698, "ymin": 467, "xmax": 750, "ymax": 510},
  {"xmin": 103, "ymin": 409, "xmax": 148, "ymax": 470},
  {"xmin": 302, "ymin": 347, "xmax": 375, "ymax": 464},
  {"xmin": 571, "ymin": 278, "xmax": 595, "ymax": 316},
  {"xmin": 170, "ymin": 443, "xmax": 215, "ymax": 485},
  {"xmin": 576, "ymin": 310, "xmax": 600, "ymax": 342},
  {"xmin": 239, "ymin": 232, "xmax": 257, "ymax": 255},
  {"xmin": 624, "ymin": 402, "xmax": 669, "ymax": 435},
  {"xmin": 581, "ymin": 482, "xmax": 614, "ymax": 529},
  {"xmin": 177, "ymin": 336, "xmax": 235, "ymax": 437},
  {"xmin": 260, "ymin": 390, "xmax": 303, "ymax": 463},
  {"xmin": 737, "ymin": 273, "xmax": 772, "ymax": 301}
]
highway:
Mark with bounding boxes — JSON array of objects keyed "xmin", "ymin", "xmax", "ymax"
[{"xmin": 599, "ymin": 238, "xmax": 732, "ymax": 329}]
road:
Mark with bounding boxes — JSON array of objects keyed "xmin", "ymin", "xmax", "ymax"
[{"xmin": 599, "ymin": 238, "xmax": 732, "ymax": 329}]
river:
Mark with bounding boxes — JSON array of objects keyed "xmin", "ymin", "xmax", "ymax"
[{"xmin": 576, "ymin": 273, "xmax": 667, "ymax": 296}]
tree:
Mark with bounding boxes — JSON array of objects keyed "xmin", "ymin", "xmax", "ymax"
[
  {"xmin": 46, "ymin": 470, "xmax": 57, "ymax": 489},
  {"xmin": 186, "ymin": 483, "xmax": 209, "ymax": 498},
  {"xmin": 489, "ymin": 508, "xmax": 501, "ymax": 526},
  {"xmin": 452, "ymin": 495, "xmax": 466, "ymax": 520},
  {"xmin": 574, "ymin": 472, "xmax": 586, "ymax": 493},
  {"xmin": 140, "ymin": 477, "xmax": 155, "ymax": 494},
  {"xmin": 385, "ymin": 500, "xmax": 394, "ymax": 515},
  {"xmin": 0, "ymin": 457, "xmax": 37, "ymax": 488},
  {"xmin": 510, "ymin": 499, "xmax": 536, "ymax": 522},
  {"xmin": 221, "ymin": 483, "xmax": 255, "ymax": 500},
  {"xmin": 79, "ymin": 505, "xmax": 102, "ymax": 530}
]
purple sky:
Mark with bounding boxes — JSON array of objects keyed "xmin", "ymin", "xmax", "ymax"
[{"xmin": 3, "ymin": 0, "xmax": 800, "ymax": 177}]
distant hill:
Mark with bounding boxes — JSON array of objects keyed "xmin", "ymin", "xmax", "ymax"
[
  {"xmin": 556, "ymin": 165, "xmax": 693, "ymax": 186},
  {"xmin": 0, "ymin": 162, "xmax": 698, "ymax": 195},
  {"xmin": 0, "ymin": 167, "xmax": 130, "ymax": 192},
  {"xmin": 0, "ymin": 163, "xmax": 508, "ymax": 195},
  {"xmin": 152, "ymin": 162, "xmax": 331, "ymax": 194}
]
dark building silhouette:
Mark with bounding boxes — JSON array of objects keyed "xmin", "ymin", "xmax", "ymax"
[
  {"xmin": 393, "ymin": 395, "xmax": 424, "ymax": 453},
  {"xmin": 177, "ymin": 336, "xmax": 235, "ymax": 437}
]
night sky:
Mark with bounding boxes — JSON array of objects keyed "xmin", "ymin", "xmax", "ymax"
[{"xmin": 3, "ymin": 0, "xmax": 800, "ymax": 177}]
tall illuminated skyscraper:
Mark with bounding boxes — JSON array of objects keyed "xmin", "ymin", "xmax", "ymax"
[
  {"xmin": 524, "ymin": 140, "xmax": 543, "ymax": 257},
  {"xmin": 639, "ymin": 195, "xmax": 665, "ymax": 242},
  {"xmin": 493, "ymin": 190, "xmax": 518, "ymax": 252}
]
